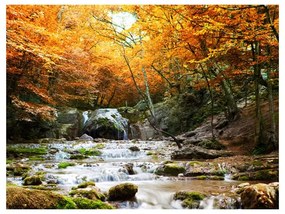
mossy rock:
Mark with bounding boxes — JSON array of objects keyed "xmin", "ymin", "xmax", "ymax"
[
  {"xmin": 188, "ymin": 161, "xmax": 202, "ymax": 167},
  {"xmin": 173, "ymin": 191, "xmax": 206, "ymax": 209},
  {"xmin": 23, "ymin": 175, "xmax": 42, "ymax": 186},
  {"xmin": 72, "ymin": 197, "xmax": 114, "ymax": 209},
  {"xmin": 108, "ymin": 183, "xmax": 138, "ymax": 201},
  {"xmin": 69, "ymin": 189, "xmax": 105, "ymax": 201},
  {"xmin": 7, "ymin": 146, "xmax": 48, "ymax": 156},
  {"xmin": 70, "ymin": 154, "xmax": 88, "ymax": 159},
  {"xmin": 232, "ymin": 170, "xmax": 278, "ymax": 181},
  {"xmin": 77, "ymin": 181, "xmax": 96, "ymax": 189},
  {"xmin": 197, "ymin": 139, "xmax": 226, "ymax": 150},
  {"xmin": 58, "ymin": 162, "xmax": 76, "ymax": 169},
  {"xmin": 6, "ymin": 163, "xmax": 31, "ymax": 176},
  {"xmin": 6, "ymin": 186, "xmax": 76, "ymax": 209},
  {"xmin": 155, "ymin": 163, "xmax": 186, "ymax": 176}
]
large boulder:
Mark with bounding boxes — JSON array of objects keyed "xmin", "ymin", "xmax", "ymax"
[
  {"xmin": 171, "ymin": 145, "xmax": 232, "ymax": 160},
  {"xmin": 83, "ymin": 109, "xmax": 128, "ymax": 140},
  {"xmin": 108, "ymin": 183, "xmax": 138, "ymax": 201},
  {"xmin": 56, "ymin": 108, "xmax": 85, "ymax": 140},
  {"xmin": 240, "ymin": 182, "xmax": 279, "ymax": 209}
]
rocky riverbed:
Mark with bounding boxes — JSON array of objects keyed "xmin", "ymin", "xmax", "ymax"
[{"xmin": 6, "ymin": 138, "xmax": 279, "ymax": 209}]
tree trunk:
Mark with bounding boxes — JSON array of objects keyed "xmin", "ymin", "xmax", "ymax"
[{"xmin": 252, "ymin": 41, "xmax": 265, "ymax": 146}]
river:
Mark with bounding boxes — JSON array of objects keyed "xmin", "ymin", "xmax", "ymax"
[{"xmin": 6, "ymin": 139, "xmax": 248, "ymax": 209}]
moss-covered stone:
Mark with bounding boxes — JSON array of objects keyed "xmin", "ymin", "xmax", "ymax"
[
  {"xmin": 69, "ymin": 189, "xmax": 106, "ymax": 201},
  {"xmin": 56, "ymin": 196, "xmax": 77, "ymax": 209},
  {"xmin": 7, "ymin": 146, "xmax": 48, "ymax": 156},
  {"xmin": 197, "ymin": 139, "xmax": 226, "ymax": 150},
  {"xmin": 6, "ymin": 186, "xmax": 75, "ymax": 209},
  {"xmin": 72, "ymin": 197, "xmax": 114, "ymax": 209},
  {"xmin": 69, "ymin": 154, "xmax": 88, "ymax": 159},
  {"xmin": 155, "ymin": 163, "xmax": 186, "ymax": 176},
  {"xmin": 232, "ymin": 170, "xmax": 278, "ymax": 181},
  {"xmin": 6, "ymin": 163, "xmax": 31, "ymax": 176},
  {"xmin": 77, "ymin": 181, "xmax": 96, "ymax": 188},
  {"xmin": 173, "ymin": 191, "xmax": 206, "ymax": 209},
  {"xmin": 23, "ymin": 175, "xmax": 42, "ymax": 185},
  {"xmin": 108, "ymin": 183, "xmax": 138, "ymax": 201},
  {"xmin": 58, "ymin": 162, "xmax": 76, "ymax": 169}
]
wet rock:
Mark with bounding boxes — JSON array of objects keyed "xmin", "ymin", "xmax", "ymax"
[
  {"xmin": 173, "ymin": 191, "xmax": 206, "ymax": 209},
  {"xmin": 108, "ymin": 183, "xmax": 138, "ymax": 201},
  {"xmin": 231, "ymin": 169, "xmax": 278, "ymax": 181},
  {"xmin": 69, "ymin": 188, "xmax": 105, "ymax": 201},
  {"xmin": 49, "ymin": 148, "xmax": 59, "ymax": 154},
  {"xmin": 196, "ymin": 139, "xmax": 226, "ymax": 150},
  {"xmin": 83, "ymin": 109, "xmax": 128, "ymax": 140},
  {"xmin": 23, "ymin": 175, "xmax": 42, "ymax": 185},
  {"xmin": 6, "ymin": 163, "xmax": 31, "ymax": 176},
  {"xmin": 240, "ymin": 182, "xmax": 279, "ymax": 209},
  {"xmin": 171, "ymin": 145, "xmax": 232, "ymax": 160},
  {"xmin": 128, "ymin": 146, "xmax": 140, "ymax": 152},
  {"xmin": 155, "ymin": 163, "xmax": 186, "ymax": 176},
  {"xmin": 79, "ymin": 134, "xmax": 93, "ymax": 140},
  {"xmin": 124, "ymin": 163, "xmax": 135, "ymax": 175}
]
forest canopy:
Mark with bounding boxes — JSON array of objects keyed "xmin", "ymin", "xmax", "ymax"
[{"xmin": 6, "ymin": 5, "xmax": 278, "ymax": 123}]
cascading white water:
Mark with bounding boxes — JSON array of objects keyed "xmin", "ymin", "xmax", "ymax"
[{"xmin": 82, "ymin": 111, "xmax": 89, "ymax": 124}]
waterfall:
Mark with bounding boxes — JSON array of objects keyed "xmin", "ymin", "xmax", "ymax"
[{"xmin": 82, "ymin": 111, "xmax": 89, "ymax": 124}]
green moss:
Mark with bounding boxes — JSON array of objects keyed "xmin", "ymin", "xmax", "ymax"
[
  {"xmin": 252, "ymin": 160, "xmax": 263, "ymax": 167},
  {"xmin": 197, "ymin": 139, "xmax": 225, "ymax": 150},
  {"xmin": 238, "ymin": 175, "xmax": 250, "ymax": 181},
  {"xmin": 146, "ymin": 151, "xmax": 153, "ymax": 155},
  {"xmin": 78, "ymin": 148, "xmax": 102, "ymax": 156},
  {"xmin": 195, "ymin": 175, "xmax": 207, "ymax": 180},
  {"xmin": 57, "ymin": 196, "xmax": 77, "ymax": 209},
  {"xmin": 108, "ymin": 183, "xmax": 138, "ymax": 201},
  {"xmin": 182, "ymin": 198, "xmax": 201, "ymax": 209},
  {"xmin": 7, "ymin": 146, "xmax": 48, "ymax": 155},
  {"xmin": 174, "ymin": 191, "xmax": 206, "ymax": 209},
  {"xmin": 69, "ymin": 189, "xmax": 106, "ymax": 201},
  {"xmin": 29, "ymin": 156, "xmax": 45, "ymax": 161},
  {"xmin": 188, "ymin": 161, "xmax": 202, "ymax": 166},
  {"xmin": 58, "ymin": 162, "xmax": 76, "ymax": 169},
  {"xmin": 77, "ymin": 181, "xmax": 96, "ymax": 188},
  {"xmin": 255, "ymin": 170, "xmax": 278, "ymax": 180},
  {"xmin": 72, "ymin": 197, "xmax": 114, "ymax": 209},
  {"xmin": 155, "ymin": 163, "xmax": 186, "ymax": 176},
  {"xmin": 94, "ymin": 143, "xmax": 105, "ymax": 149},
  {"xmin": 23, "ymin": 175, "xmax": 42, "ymax": 185}
]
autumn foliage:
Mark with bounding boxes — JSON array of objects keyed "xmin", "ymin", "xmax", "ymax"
[{"xmin": 6, "ymin": 5, "xmax": 278, "ymax": 122}]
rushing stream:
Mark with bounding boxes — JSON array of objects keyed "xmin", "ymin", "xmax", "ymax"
[{"xmin": 7, "ymin": 139, "xmax": 247, "ymax": 209}]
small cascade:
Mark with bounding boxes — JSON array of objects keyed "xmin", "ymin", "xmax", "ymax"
[
  {"xmin": 199, "ymin": 195, "xmax": 241, "ymax": 209},
  {"xmin": 82, "ymin": 111, "xmax": 89, "ymax": 124}
]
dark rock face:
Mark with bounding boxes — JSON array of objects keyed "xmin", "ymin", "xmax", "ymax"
[
  {"xmin": 240, "ymin": 182, "xmax": 279, "ymax": 209},
  {"xmin": 171, "ymin": 145, "xmax": 232, "ymax": 160},
  {"xmin": 83, "ymin": 109, "xmax": 128, "ymax": 140},
  {"xmin": 108, "ymin": 183, "xmax": 138, "ymax": 201}
]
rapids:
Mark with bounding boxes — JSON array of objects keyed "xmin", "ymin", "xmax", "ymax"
[{"xmin": 6, "ymin": 139, "xmax": 245, "ymax": 209}]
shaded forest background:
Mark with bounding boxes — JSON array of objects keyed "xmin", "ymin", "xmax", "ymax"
[{"xmin": 6, "ymin": 5, "xmax": 279, "ymax": 151}]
